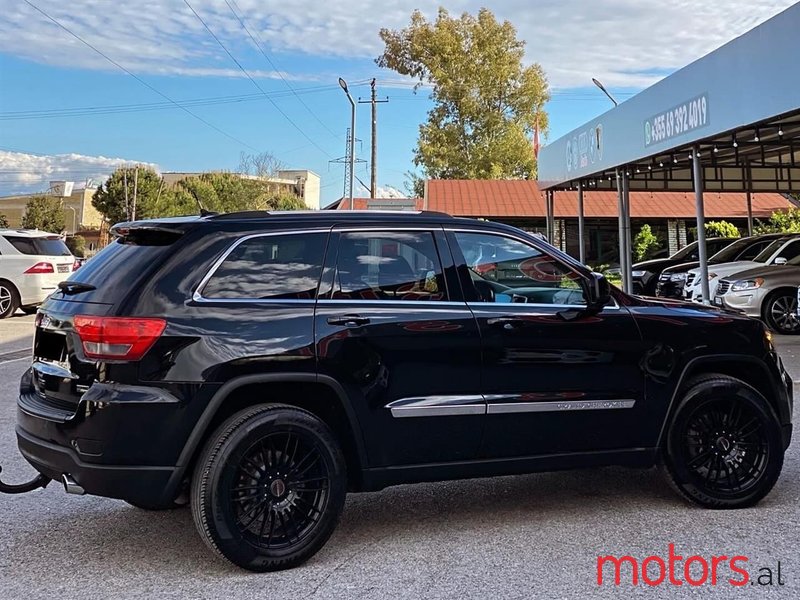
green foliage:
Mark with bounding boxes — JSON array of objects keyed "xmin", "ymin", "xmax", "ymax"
[
  {"xmin": 21, "ymin": 196, "xmax": 66, "ymax": 233},
  {"xmin": 92, "ymin": 166, "xmax": 165, "ymax": 225},
  {"xmin": 65, "ymin": 235, "xmax": 86, "ymax": 257},
  {"xmin": 703, "ymin": 220, "xmax": 741, "ymax": 238},
  {"xmin": 163, "ymin": 172, "xmax": 306, "ymax": 216},
  {"xmin": 377, "ymin": 8, "xmax": 549, "ymax": 181},
  {"xmin": 0, "ymin": 213, "xmax": 9, "ymax": 228},
  {"xmin": 633, "ymin": 224, "xmax": 660, "ymax": 261},
  {"xmin": 753, "ymin": 207, "xmax": 800, "ymax": 234}
]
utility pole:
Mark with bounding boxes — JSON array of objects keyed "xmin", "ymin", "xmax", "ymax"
[
  {"xmin": 132, "ymin": 166, "xmax": 139, "ymax": 221},
  {"xmin": 359, "ymin": 79, "xmax": 389, "ymax": 198},
  {"xmin": 123, "ymin": 168, "xmax": 129, "ymax": 221}
]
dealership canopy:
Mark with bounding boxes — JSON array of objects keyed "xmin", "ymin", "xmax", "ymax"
[{"xmin": 538, "ymin": 3, "xmax": 800, "ymax": 299}]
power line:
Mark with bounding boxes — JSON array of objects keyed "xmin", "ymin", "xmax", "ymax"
[
  {"xmin": 0, "ymin": 84, "xmax": 359, "ymax": 121},
  {"xmin": 182, "ymin": 0, "xmax": 332, "ymax": 159},
  {"xmin": 21, "ymin": 0, "xmax": 258, "ymax": 151},
  {"xmin": 224, "ymin": 0, "xmax": 343, "ymax": 140}
]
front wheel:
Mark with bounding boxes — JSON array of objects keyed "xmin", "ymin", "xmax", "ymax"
[
  {"xmin": 191, "ymin": 404, "xmax": 347, "ymax": 571},
  {"xmin": 663, "ymin": 375, "xmax": 784, "ymax": 508},
  {"xmin": 764, "ymin": 291, "xmax": 800, "ymax": 334}
]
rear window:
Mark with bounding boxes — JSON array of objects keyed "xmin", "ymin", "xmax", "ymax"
[
  {"xmin": 201, "ymin": 233, "xmax": 327, "ymax": 300},
  {"xmin": 58, "ymin": 236, "xmax": 178, "ymax": 303},
  {"xmin": 4, "ymin": 235, "xmax": 71, "ymax": 256}
]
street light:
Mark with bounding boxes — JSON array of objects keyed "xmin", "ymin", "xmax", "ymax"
[
  {"xmin": 338, "ymin": 77, "xmax": 356, "ymax": 209},
  {"xmin": 591, "ymin": 78, "xmax": 618, "ymax": 107}
]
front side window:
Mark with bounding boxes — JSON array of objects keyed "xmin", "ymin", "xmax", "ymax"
[
  {"xmin": 774, "ymin": 240, "xmax": 800, "ymax": 262},
  {"xmin": 201, "ymin": 232, "xmax": 326, "ymax": 300},
  {"xmin": 330, "ymin": 231, "xmax": 447, "ymax": 301},
  {"xmin": 454, "ymin": 231, "xmax": 585, "ymax": 306}
]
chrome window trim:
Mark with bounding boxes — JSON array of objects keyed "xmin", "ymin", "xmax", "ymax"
[
  {"xmin": 192, "ymin": 228, "xmax": 330, "ymax": 303},
  {"xmin": 317, "ymin": 299, "xmax": 467, "ymax": 307}
]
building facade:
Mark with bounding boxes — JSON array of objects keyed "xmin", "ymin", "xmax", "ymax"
[{"xmin": 0, "ymin": 186, "xmax": 104, "ymax": 234}]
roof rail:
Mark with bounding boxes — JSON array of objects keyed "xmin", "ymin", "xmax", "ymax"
[{"xmin": 207, "ymin": 210, "xmax": 454, "ymax": 220}]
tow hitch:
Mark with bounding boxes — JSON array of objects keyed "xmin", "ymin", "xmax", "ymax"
[{"xmin": 0, "ymin": 463, "xmax": 50, "ymax": 494}]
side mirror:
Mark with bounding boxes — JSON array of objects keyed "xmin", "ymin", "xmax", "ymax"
[
  {"xmin": 774, "ymin": 257, "xmax": 788, "ymax": 265},
  {"xmin": 586, "ymin": 272, "xmax": 611, "ymax": 308}
]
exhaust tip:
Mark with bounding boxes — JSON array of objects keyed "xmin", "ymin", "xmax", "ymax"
[{"xmin": 61, "ymin": 474, "xmax": 85, "ymax": 495}]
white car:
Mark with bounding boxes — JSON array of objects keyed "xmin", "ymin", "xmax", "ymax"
[
  {"xmin": 0, "ymin": 229, "xmax": 75, "ymax": 318},
  {"xmin": 684, "ymin": 235, "xmax": 800, "ymax": 302}
]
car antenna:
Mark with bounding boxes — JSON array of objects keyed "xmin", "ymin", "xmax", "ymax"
[{"xmin": 189, "ymin": 190, "xmax": 217, "ymax": 217}]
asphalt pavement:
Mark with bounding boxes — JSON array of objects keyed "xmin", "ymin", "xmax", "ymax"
[{"xmin": 0, "ymin": 313, "xmax": 798, "ymax": 599}]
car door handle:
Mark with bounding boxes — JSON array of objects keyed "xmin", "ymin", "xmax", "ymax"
[
  {"xmin": 487, "ymin": 316, "xmax": 526, "ymax": 329},
  {"xmin": 327, "ymin": 314, "xmax": 371, "ymax": 327}
]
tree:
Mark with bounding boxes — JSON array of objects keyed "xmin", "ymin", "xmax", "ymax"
[
  {"xmin": 65, "ymin": 235, "xmax": 86, "ymax": 257},
  {"xmin": 377, "ymin": 8, "xmax": 549, "ymax": 182},
  {"xmin": 0, "ymin": 213, "xmax": 9, "ymax": 228},
  {"xmin": 633, "ymin": 224, "xmax": 660, "ymax": 261},
  {"xmin": 704, "ymin": 220, "xmax": 740, "ymax": 238},
  {"xmin": 165, "ymin": 172, "xmax": 306, "ymax": 216},
  {"xmin": 92, "ymin": 166, "xmax": 165, "ymax": 225},
  {"xmin": 238, "ymin": 151, "xmax": 284, "ymax": 178},
  {"xmin": 753, "ymin": 207, "xmax": 800, "ymax": 234},
  {"xmin": 22, "ymin": 196, "xmax": 65, "ymax": 233}
]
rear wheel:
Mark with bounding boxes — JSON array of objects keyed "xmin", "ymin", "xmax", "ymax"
[
  {"xmin": 663, "ymin": 375, "xmax": 784, "ymax": 508},
  {"xmin": 764, "ymin": 291, "xmax": 800, "ymax": 334},
  {"xmin": 0, "ymin": 281, "xmax": 20, "ymax": 319},
  {"xmin": 191, "ymin": 404, "xmax": 346, "ymax": 571}
]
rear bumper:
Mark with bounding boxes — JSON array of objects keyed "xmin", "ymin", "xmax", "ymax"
[
  {"xmin": 17, "ymin": 426, "xmax": 176, "ymax": 504},
  {"xmin": 16, "ymin": 369, "xmax": 198, "ymax": 505}
]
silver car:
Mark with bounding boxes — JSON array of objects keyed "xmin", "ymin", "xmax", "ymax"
[{"xmin": 715, "ymin": 256, "xmax": 800, "ymax": 334}]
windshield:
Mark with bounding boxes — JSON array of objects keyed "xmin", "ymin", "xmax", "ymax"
[
  {"xmin": 708, "ymin": 237, "xmax": 755, "ymax": 263},
  {"xmin": 4, "ymin": 235, "xmax": 71, "ymax": 256},
  {"xmin": 753, "ymin": 239, "xmax": 789, "ymax": 263},
  {"xmin": 670, "ymin": 241, "xmax": 698, "ymax": 260}
]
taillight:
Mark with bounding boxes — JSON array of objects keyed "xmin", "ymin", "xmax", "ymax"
[
  {"xmin": 73, "ymin": 316, "xmax": 166, "ymax": 361},
  {"xmin": 24, "ymin": 262, "xmax": 55, "ymax": 274}
]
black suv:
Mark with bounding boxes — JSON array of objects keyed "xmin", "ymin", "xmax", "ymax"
[{"xmin": 5, "ymin": 211, "xmax": 793, "ymax": 572}]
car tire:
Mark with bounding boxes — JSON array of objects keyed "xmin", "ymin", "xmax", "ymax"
[
  {"xmin": 763, "ymin": 291, "xmax": 800, "ymax": 335},
  {"xmin": 191, "ymin": 404, "xmax": 347, "ymax": 572},
  {"xmin": 0, "ymin": 280, "xmax": 20, "ymax": 319},
  {"xmin": 662, "ymin": 374, "xmax": 784, "ymax": 509}
]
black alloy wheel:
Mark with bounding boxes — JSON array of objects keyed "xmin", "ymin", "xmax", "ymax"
[
  {"xmin": 191, "ymin": 404, "xmax": 346, "ymax": 571},
  {"xmin": 765, "ymin": 292, "xmax": 800, "ymax": 335},
  {"xmin": 663, "ymin": 375, "xmax": 784, "ymax": 508}
]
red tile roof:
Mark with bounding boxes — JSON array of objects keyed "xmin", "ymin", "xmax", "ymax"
[
  {"xmin": 330, "ymin": 181, "xmax": 795, "ymax": 219},
  {"xmin": 423, "ymin": 180, "xmax": 793, "ymax": 219},
  {"xmin": 424, "ymin": 180, "xmax": 544, "ymax": 217}
]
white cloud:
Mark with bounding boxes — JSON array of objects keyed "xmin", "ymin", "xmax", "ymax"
[
  {"xmin": 0, "ymin": 151, "xmax": 159, "ymax": 195},
  {"xmin": 0, "ymin": 1, "xmax": 795, "ymax": 89}
]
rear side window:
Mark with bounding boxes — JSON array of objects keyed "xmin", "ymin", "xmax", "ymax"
[
  {"xmin": 201, "ymin": 233, "xmax": 326, "ymax": 300},
  {"xmin": 4, "ymin": 235, "xmax": 71, "ymax": 256},
  {"xmin": 329, "ymin": 231, "xmax": 447, "ymax": 301}
]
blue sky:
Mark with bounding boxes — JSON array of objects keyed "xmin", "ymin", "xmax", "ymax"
[{"xmin": 0, "ymin": 0, "xmax": 794, "ymax": 206}]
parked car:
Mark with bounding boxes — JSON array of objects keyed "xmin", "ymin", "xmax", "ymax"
[
  {"xmin": 656, "ymin": 234, "xmax": 786, "ymax": 299},
  {"xmin": 713, "ymin": 255, "xmax": 800, "ymax": 334},
  {"xmin": 685, "ymin": 235, "xmax": 800, "ymax": 302},
  {"xmin": 0, "ymin": 229, "xmax": 74, "ymax": 318},
  {"xmin": 1, "ymin": 211, "xmax": 792, "ymax": 572},
  {"xmin": 631, "ymin": 237, "xmax": 737, "ymax": 295}
]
